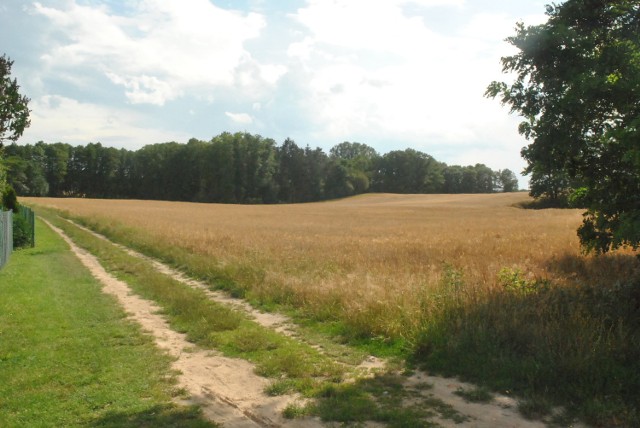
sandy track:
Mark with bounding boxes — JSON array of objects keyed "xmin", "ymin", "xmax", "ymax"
[
  {"xmin": 44, "ymin": 219, "xmax": 324, "ymax": 428},
  {"xmin": 65, "ymin": 219, "xmax": 387, "ymax": 374},
  {"xmin": 46, "ymin": 218, "xmax": 580, "ymax": 428}
]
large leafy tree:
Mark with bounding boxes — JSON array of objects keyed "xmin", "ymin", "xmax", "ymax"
[
  {"xmin": 0, "ymin": 55, "xmax": 30, "ymax": 147},
  {"xmin": 487, "ymin": 0, "xmax": 640, "ymax": 253},
  {"xmin": 0, "ymin": 55, "xmax": 30, "ymax": 196}
]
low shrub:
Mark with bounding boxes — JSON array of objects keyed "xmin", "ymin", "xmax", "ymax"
[{"xmin": 13, "ymin": 214, "xmax": 32, "ymax": 249}]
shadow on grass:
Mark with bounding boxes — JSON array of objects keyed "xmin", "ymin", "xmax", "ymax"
[
  {"xmin": 91, "ymin": 404, "xmax": 218, "ymax": 428},
  {"xmin": 545, "ymin": 252, "xmax": 640, "ymax": 287},
  {"xmin": 411, "ymin": 272, "xmax": 640, "ymax": 427}
]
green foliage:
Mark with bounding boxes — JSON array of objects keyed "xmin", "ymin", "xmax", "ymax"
[
  {"xmin": 372, "ymin": 148, "xmax": 446, "ymax": 194},
  {"xmin": 1, "ymin": 184, "xmax": 18, "ymax": 212},
  {"xmin": 487, "ymin": 0, "xmax": 640, "ymax": 253},
  {"xmin": 498, "ymin": 267, "xmax": 549, "ymax": 296},
  {"xmin": 12, "ymin": 213, "xmax": 31, "ymax": 248},
  {"xmin": 497, "ymin": 169, "xmax": 519, "ymax": 192},
  {"xmin": 0, "ymin": 55, "xmax": 30, "ymax": 147},
  {"xmin": 8, "ymin": 135, "xmax": 514, "ymax": 203}
]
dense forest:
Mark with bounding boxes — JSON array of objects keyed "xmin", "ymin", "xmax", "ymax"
[{"xmin": 5, "ymin": 132, "xmax": 519, "ymax": 203}]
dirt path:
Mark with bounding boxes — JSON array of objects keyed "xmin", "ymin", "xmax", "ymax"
[
  {"xmin": 45, "ymin": 219, "xmax": 324, "ymax": 428},
  {"xmin": 47, "ymin": 218, "xmax": 573, "ymax": 428},
  {"xmin": 65, "ymin": 220, "xmax": 386, "ymax": 374}
]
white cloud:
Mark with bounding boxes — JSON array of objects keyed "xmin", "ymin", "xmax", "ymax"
[
  {"xmin": 33, "ymin": 0, "xmax": 285, "ymax": 105},
  {"xmin": 410, "ymin": 0, "xmax": 464, "ymax": 6},
  {"xmin": 225, "ymin": 112, "xmax": 254, "ymax": 124},
  {"xmin": 287, "ymin": 1, "xmax": 530, "ymax": 153},
  {"xmin": 20, "ymin": 94, "xmax": 189, "ymax": 146},
  {"xmin": 106, "ymin": 72, "xmax": 180, "ymax": 105},
  {"xmin": 292, "ymin": 0, "xmax": 441, "ymax": 55}
]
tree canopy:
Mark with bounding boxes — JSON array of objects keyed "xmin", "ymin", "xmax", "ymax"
[
  {"xmin": 0, "ymin": 54, "xmax": 31, "ymax": 198},
  {"xmin": 0, "ymin": 55, "xmax": 30, "ymax": 148},
  {"xmin": 5, "ymin": 135, "xmax": 518, "ymax": 203},
  {"xmin": 487, "ymin": 0, "xmax": 640, "ymax": 253}
]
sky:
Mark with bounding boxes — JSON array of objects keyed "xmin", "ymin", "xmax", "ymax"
[{"xmin": 1, "ymin": 0, "xmax": 549, "ymax": 187}]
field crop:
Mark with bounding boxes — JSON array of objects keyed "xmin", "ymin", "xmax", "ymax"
[
  {"xmin": 25, "ymin": 193, "xmax": 584, "ymax": 332},
  {"xmin": 26, "ymin": 193, "xmax": 640, "ymax": 425}
]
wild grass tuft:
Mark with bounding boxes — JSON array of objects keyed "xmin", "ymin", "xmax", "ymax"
[
  {"xmin": 282, "ymin": 402, "xmax": 310, "ymax": 419},
  {"xmin": 414, "ymin": 262, "xmax": 640, "ymax": 426},
  {"xmin": 454, "ymin": 386, "xmax": 494, "ymax": 403}
]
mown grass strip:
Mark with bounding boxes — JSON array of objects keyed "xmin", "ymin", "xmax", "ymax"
[{"xmin": 0, "ymin": 220, "xmax": 216, "ymax": 427}]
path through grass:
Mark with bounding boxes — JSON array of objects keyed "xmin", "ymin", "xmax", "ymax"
[
  {"xmin": 35, "ymin": 207, "xmax": 480, "ymax": 426},
  {"xmin": 0, "ymin": 220, "xmax": 215, "ymax": 427}
]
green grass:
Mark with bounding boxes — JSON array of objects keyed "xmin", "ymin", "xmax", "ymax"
[
  {"xmin": 0, "ymin": 220, "xmax": 216, "ymax": 427},
  {"xmin": 43, "ymin": 207, "xmax": 412, "ymax": 363},
  {"xmin": 307, "ymin": 374, "xmax": 467, "ymax": 427}
]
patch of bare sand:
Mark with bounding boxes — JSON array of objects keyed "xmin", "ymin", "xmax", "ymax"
[
  {"xmin": 406, "ymin": 373, "xmax": 547, "ymax": 428},
  {"xmin": 45, "ymin": 219, "xmax": 324, "ymax": 428}
]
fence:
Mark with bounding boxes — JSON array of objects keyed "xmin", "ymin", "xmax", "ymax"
[
  {"xmin": 0, "ymin": 210, "xmax": 13, "ymax": 270},
  {"xmin": 0, "ymin": 206, "xmax": 36, "ymax": 270}
]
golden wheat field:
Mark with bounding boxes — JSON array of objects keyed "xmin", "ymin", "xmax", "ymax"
[{"xmin": 27, "ymin": 193, "xmax": 633, "ymax": 338}]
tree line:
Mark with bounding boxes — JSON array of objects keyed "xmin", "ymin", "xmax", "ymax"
[{"xmin": 4, "ymin": 133, "xmax": 519, "ymax": 203}]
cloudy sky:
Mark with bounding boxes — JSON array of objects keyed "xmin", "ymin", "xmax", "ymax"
[{"xmin": 1, "ymin": 0, "xmax": 549, "ymax": 186}]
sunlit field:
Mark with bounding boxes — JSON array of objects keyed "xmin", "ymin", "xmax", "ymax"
[
  {"xmin": 26, "ymin": 193, "xmax": 625, "ymax": 337},
  {"xmin": 28, "ymin": 197, "xmax": 554, "ymax": 307},
  {"xmin": 27, "ymin": 193, "xmax": 640, "ymax": 425}
]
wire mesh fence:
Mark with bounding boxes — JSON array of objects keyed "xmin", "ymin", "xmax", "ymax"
[{"xmin": 0, "ymin": 210, "xmax": 14, "ymax": 270}]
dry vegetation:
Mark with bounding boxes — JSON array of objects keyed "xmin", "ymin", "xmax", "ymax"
[{"xmin": 27, "ymin": 193, "xmax": 599, "ymax": 336}]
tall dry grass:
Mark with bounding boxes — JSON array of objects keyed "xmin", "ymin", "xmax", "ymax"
[{"xmin": 27, "ymin": 193, "xmax": 606, "ymax": 335}]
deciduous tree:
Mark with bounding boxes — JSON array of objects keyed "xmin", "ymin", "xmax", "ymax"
[
  {"xmin": 0, "ymin": 55, "xmax": 30, "ymax": 147},
  {"xmin": 0, "ymin": 55, "xmax": 30, "ymax": 196},
  {"xmin": 487, "ymin": 0, "xmax": 640, "ymax": 252}
]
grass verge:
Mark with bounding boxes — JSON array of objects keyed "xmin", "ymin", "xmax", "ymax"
[{"xmin": 0, "ymin": 220, "xmax": 216, "ymax": 427}]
